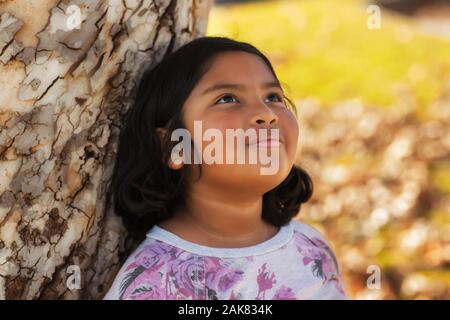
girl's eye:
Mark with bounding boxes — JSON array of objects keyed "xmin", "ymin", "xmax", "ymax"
[
  {"xmin": 215, "ymin": 94, "xmax": 238, "ymax": 105},
  {"xmin": 214, "ymin": 93, "xmax": 284, "ymax": 105},
  {"xmin": 265, "ymin": 93, "xmax": 283, "ymax": 103}
]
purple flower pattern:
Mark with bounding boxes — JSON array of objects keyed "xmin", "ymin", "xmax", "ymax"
[
  {"xmin": 116, "ymin": 231, "xmax": 346, "ymax": 300},
  {"xmin": 293, "ymin": 230, "xmax": 346, "ymax": 295}
]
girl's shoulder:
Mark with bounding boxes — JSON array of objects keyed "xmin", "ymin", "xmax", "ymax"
[
  {"xmin": 290, "ymin": 219, "xmax": 331, "ymax": 241},
  {"xmin": 289, "ymin": 219, "xmax": 341, "ymax": 273}
]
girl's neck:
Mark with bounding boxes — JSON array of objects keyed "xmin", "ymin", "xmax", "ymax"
[{"xmin": 158, "ymin": 187, "xmax": 279, "ymax": 248}]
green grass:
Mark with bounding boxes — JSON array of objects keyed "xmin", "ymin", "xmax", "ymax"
[{"xmin": 207, "ymin": 0, "xmax": 450, "ymax": 109}]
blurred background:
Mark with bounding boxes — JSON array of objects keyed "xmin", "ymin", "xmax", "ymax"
[{"xmin": 207, "ymin": 0, "xmax": 450, "ymax": 299}]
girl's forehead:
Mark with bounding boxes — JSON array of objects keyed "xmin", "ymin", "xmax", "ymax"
[
  {"xmin": 207, "ymin": 51, "xmax": 269, "ymax": 72},
  {"xmin": 198, "ymin": 52, "xmax": 277, "ymax": 87}
]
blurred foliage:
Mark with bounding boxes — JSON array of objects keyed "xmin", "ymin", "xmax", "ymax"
[
  {"xmin": 207, "ymin": 0, "xmax": 450, "ymax": 110},
  {"xmin": 294, "ymin": 99, "xmax": 450, "ymax": 299},
  {"xmin": 207, "ymin": 0, "xmax": 450, "ymax": 299}
]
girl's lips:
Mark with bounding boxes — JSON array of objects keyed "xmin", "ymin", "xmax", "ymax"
[{"xmin": 248, "ymin": 139, "xmax": 282, "ymax": 148}]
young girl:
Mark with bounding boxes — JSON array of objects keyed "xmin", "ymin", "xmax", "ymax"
[{"xmin": 103, "ymin": 36, "xmax": 347, "ymax": 300}]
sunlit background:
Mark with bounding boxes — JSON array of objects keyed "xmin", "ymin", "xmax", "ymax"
[{"xmin": 207, "ymin": 0, "xmax": 450, "ymax": 299}]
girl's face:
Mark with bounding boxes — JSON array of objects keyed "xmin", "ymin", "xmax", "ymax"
[{"xmin": 180, "ymin": 51, "xmax": 299, "ymax": 196}]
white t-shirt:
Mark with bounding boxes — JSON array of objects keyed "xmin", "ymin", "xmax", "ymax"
[{"xmin": 103, "ymin": 219, "xmax": 347, "ymax": 300}]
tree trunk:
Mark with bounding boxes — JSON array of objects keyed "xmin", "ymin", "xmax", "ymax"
[{"xmin": 0, "ymin": 0, "xmax": 213, "ymax": 300}]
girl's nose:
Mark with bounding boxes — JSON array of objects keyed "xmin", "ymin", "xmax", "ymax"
[{"xmin": 250, "ymin": 103, "xmax": 279, "ymax": 126}]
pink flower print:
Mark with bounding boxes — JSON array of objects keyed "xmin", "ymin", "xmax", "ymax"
[
  {"xmin": 170, "ymin": 252, "xmax": 204, "ymax": 299},
  {"xmin": 119, "ymin": 259, "xmax": 165, "ymax": 299},
  {"xmin": 204, "ymin": 257, "xmax": 244, "ymax": 299},
  {"xmin": 119, "ymin": 242, "xmax": 179, "ymax": 299},
  {"xmin": 294, "ymin": 232, "xmax": 339, "ymax": 282},
  {"xmin": 272, "ymin": 285, "xmax": 296, "ymax": 300},
  {"xmin": 256, "ymin": 263, "xmax": 277, "ymax": 300},
  {"xmin": 124, "ymin": 241, "xmax": 176, "ymax": 272}
]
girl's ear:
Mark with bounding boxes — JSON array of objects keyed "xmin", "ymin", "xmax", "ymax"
[
  {"xmin": 155, "ymin": 127, "xmax": 184, "ymax": 170},
  {"xmin": 168, "ymin": 157, "xmax": 184, "ymax": 170}
]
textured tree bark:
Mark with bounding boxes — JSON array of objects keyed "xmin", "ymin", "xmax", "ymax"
[{"xmin": 0, "ymin": 0, "xmax": 212, "ymax": 299}]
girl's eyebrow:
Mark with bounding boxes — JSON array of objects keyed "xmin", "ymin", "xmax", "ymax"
[{"xmin": 201, "ymin": 81, "xmax": 282, "ymax": 95}]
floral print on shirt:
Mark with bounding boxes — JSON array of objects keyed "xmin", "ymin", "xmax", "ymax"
[
  {"xmin": 112, "ymin": 227, "xmax": 346, "ymax": 300},
  {"xmin": 292, "ymin": 230, "xmax": 346, "ymax": 296}
]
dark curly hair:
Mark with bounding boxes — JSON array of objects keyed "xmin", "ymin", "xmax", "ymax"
[{"xmin": 107, "ymin": 36, "xmax": 313, "ymax": 242}]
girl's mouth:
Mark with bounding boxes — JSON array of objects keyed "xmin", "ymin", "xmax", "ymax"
[{"xmin": 248, "ymin": 138, "xmax": 282, "ymax": 148}]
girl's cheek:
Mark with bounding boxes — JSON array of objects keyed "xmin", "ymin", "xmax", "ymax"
[
  {"xmin": 280, "ymin": 108, "xmax": 298, "ymax": 130},
  {"xmin": 282, "ymin": 113, "xmax": 300, "ymax": 154}
]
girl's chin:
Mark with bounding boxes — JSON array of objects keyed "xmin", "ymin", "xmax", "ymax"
[
  {"xmin": 221, "ymin": 162, "xmax": 291, "ymax": 182},
  {"xmin": 198, "ymin": 163, "xmax": 292, "ymax": 194}
]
